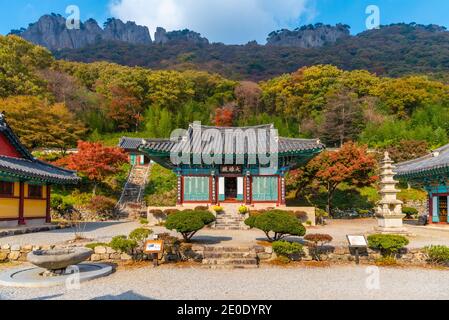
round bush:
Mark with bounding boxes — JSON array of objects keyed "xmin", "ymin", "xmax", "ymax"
[
  {"xmin": 367, "ymin": 234, "xmax": 409, "ymax": 257},
  {"xmin": 166, "ymin": 210, "xmax": 216, "ymax": 242},
  {"xmin": 110, "ymin": 235, "xmax": 137, "ymax": 253},
  {"xmin": 129, "ymin": 228, "xmax": 153, "ymax": 245},
  {"xmin": 402, "ymin": 207, "xmax": 418, "ymax": 219},
  {"xmin": 272, "ymin": 241, "xmax": 304, "ymax": 258},
  {"xmin": 245, "ymin": 210, "xmax": 306, "ymax": 242},
  {"xmin": 239, "ymin": 206, "xmax": 249, "ymax": 214}
]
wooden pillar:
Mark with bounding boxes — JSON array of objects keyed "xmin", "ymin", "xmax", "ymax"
[
  {"xmin": 428, "ymin": 194, "xmax": 433, "ymax": 225},
  {"xmin": 46, "ymin": 185, "xmax": 51, "ymax": 224},
  {"xmin": 211, "ymin": 175, "xmax": 217, "ymax": 205},
  {"xmin": 280, "ymin": 175, "xmax": 286, "ymax": 206},
  {"xmin": 177, "ymin": 175, "xmax": 183, "ymax": 205},
  {"xmin": 18, "ymin": 182, "xmax": 25, "ymax": 225},
  {"xmin": 245, "ymin": 174, "xmax": 252, "ymax": 205}
]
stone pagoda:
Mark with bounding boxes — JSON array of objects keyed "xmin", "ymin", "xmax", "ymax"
[{"xmin": 375, "ymin": 152, "xmax": 408, "ymax": 234}]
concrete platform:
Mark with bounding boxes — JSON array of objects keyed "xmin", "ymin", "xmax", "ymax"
[{"xmin": 0, "ymin": 263, "xmax": 113, "ymax": 288}]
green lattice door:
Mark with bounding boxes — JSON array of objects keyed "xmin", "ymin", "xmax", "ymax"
[
  {"xmin": 252, "ymin": 176, "xmax": 278, "ymax": 201},
  {"xmin": 184, "ymin": 177, "xmax": 210, "ymax": 201}
]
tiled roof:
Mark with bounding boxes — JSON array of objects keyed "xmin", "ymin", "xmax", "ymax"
[
  {"xmin": 0, "ymin": 114, "xmax": 33, "ymax": 160},
  {"xmin": 396, "ymin": 143, "xmax": 449, "ymax": 179},
  {"xmin": 0, "ymin": 156, "xmax": 80, "ymax": 184},
  {"xmin": 135, "ymin": 124, "xmax": 324, "ymax": 155}
]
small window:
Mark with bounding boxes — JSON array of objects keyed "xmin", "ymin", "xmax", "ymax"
[
  {"xmin": 28, "ymin": 185, "xmax": 43, "ymax": 199},
  {"xmin": 0, "ymin": 182, "xmax": 14, "ymax": 197}
]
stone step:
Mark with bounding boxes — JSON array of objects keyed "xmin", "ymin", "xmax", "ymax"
[
  {"xmin": 202, "ymin": 258, "xmax": 258, "ymax": 265},
  {"xmin": 202, "ymin": 264, "xmax": 259, "ymax": 269},
  {"xmin": 203, "ymin": 246, "xmax": 254, "ymax": 252},
  {"xmin": 203, "ymin": 252, "xmax": 257, "ymax": 259}
]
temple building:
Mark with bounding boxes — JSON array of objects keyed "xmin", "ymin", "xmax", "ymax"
[
  {"xmin": 119, "ymin": 137, "xmax": 152, "ymax": 166},
  {"xmin": 396, "ymin": 143, "xmax": 449, "ymax": 224},
  {"xmin": 0, "ymin": 114, "xmax": 80, "ymax": 228},
  {"xmin": 120, "ymin": 123, "xmax": 324, "ymax": 206}
]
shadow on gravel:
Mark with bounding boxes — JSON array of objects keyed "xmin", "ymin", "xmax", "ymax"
[
  {"xmin": 191, "ymin": 236, "xmax": 233, "ymax": 245},
  {"xmin": 92, "ymin": 291, "xmax": 154, "ymax": 300}
]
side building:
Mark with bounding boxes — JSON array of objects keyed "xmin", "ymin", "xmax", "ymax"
[
  {"xmin": 120, "ymin": 124, "xmax": 324, "ymax": 207},
  {"xmin": 396, "ymin": 143, "xmax": 449, "ymax": 224},
  {"xmin": 0, "ymin": 114, "xmax": 80, "ymax": 228}
]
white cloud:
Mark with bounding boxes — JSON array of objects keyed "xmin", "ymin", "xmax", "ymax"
[{"xmin": 108, "ymin": 0, "xmax": 314, "ymax": 44}]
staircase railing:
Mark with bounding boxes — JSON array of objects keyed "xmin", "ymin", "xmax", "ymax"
[
  {"xmin": 116, "ymin": 164, "xmax": 135, "ymax": 211},
  {"xmin": 137, "ymin": 164, "xmax": 152, "ymax": 204}
]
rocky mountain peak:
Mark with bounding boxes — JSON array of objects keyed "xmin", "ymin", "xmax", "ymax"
[
  {"xmin": 154, "ymin": 27, "xmax": 209, "ymax": 45},
  {"xmin": 266, "ymin": 23, "xmax": 351, "ymax": 48},
  {"xmin": 13, "ymin": 14, "xmax": 152, "ymax": 50}
]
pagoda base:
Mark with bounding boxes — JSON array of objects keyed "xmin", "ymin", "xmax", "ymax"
[{"xmin": 375, "ymin": 214, "xmax": 410, "ymax": 235}]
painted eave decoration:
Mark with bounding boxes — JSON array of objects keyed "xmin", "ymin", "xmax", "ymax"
[
  {"xmin": 0, "ymin": 113, "xmax": 80, "ymax": 185},
  {"xmin": 396, "ymin": 143, "xmax": 449, "ymax": 180}
]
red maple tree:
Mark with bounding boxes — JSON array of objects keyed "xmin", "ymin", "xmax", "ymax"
[
  {"xmin": 214, "ymin": 106, "xmax": 234, "ymax": 127},
  {"xmin": 290, "ymin": 142, "xmax": 378, "ymax": 215},
  {"xmin": 57, "ymin": 141, "xmax": 128, "ymax": 194}
]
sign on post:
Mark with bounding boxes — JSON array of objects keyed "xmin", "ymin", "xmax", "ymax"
[
  {"xmin": 144, "ymin": 240, "xmax": 164, "ymax": 267},
  {"xmin": 346, "ymin": 235, "xmax": 368, "ymax": 265}
]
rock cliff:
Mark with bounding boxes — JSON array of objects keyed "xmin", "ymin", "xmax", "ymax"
[
  {"xmin": 13, "ymin": 14, "xmax": 152, "ymax": 50},
  {"xmin": 266, "ymin": 23, "xmax": 350, "ymax": 48},
  {"xmin": 154, "ymin": 27, "xmax": 209, "ymax": 45}
]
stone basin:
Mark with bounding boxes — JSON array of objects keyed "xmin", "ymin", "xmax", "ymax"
[{"xmin": 27, "ymin": 248, "xmax": 93, "ymax": 271}]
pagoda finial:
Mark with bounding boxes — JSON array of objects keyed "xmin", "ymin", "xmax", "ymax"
[{"xmin": 384, "ymin": 151, "xmax": 391, "ymax": 162}]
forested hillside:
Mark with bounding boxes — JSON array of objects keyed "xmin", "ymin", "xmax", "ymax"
[
  {"xmin": 1, "ymin": 35, "xmax": 448, "ymax": 156},
  {"xmin": 55, "ymin": 23, "xmax": 449, "ymax": 81}
]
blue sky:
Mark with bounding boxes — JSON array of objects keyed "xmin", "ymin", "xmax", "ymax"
[{"xmin": 1, "ymin": 0, "xmax": 448, "ymax": 44}]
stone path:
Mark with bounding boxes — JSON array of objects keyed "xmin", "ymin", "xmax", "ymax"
[{"xmin": 2, "ymin": 265, "xmax": 449, "ymax": 300}]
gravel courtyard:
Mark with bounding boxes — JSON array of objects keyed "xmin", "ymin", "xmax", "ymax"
[
  {"xmin": 3, "ymin": 219, "xmax": 449, "ymax": 249},
  {"xmin": 1, "ymin": 264, "xmax": 449, "ymax": 300}
]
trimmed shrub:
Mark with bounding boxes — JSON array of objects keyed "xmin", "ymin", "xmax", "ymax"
[
  {"xmin": 245, "ymin": 210, "xmax": 306, "ymax": 242},
  {"xmin": 239, "ymin": 206, "xmax": 249, "ymax": 214},
  {"xmin": 85, "ymin": 242, "xmax": 110, "ymax": 250},
  {"xmin": 402, "ymin": 207, "xmax": 418, "ymax": 219},
  {"xmin": 164, "ymin": 209, "xmax": 180, "ymax": 216},
  {"xmin": 367, "ymin": 234, "xmax": 409, "ymax": 257},
  {"xmin": 304, "ymin": 234, "xmax": 333, "ymax": 261},
  {"xmin": 424, "ymin": 245, "xmax": 449, "ymax": 265},
  {"xmin": 110, "ymin": 235, "xmax": 137, "ymax": 253},
  {"xmin": 195, "ymin": 206, "xmax": 209, "ymax": 211},
  {"xmin": 88, "ymin": 196, "xmax": 116, "ymax": 219},
  {"xmin": 129, "ymin": 228, "xmax": 153, "ymax": 247},
  {"xmin": 50, "ymin": 194, "xmax": 75, "ymax": 217},
  {"xmin": 292, "ymin": 211, "xmax": 308, "ymax": 222},
  {"xmin": 139, "ymin": 218, "xmax": 149, "ymax": 225},
  {"xmin": 212, "ymin": 206, "xmax": 224, "ymax": 213},
  {"xmin": 272, "ymin": 241, "xmax": 304, "ymax": 261},
  {"xmin": 165, "ymin": 210, "xmax": 216, "ymax": 242}
]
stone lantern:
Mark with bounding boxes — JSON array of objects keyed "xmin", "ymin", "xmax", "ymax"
[{"xmin": 375, "ymin": 152, "xmax": 408, "ymax": 234}]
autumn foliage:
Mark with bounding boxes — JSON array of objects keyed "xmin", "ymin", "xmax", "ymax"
[
  {"xmin": 289, "ymin": 142, "xmax": 378, "ymax": 215},
  {"xmin": 57, "ymin": 141, "xmax": 128, "ymax": 193}
]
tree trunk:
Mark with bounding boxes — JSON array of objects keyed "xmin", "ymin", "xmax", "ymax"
[{"xmin": 92, "ymin": 183, "xmax": 97, "ymax": 196}]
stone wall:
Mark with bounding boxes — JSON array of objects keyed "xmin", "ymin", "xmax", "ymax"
[
  {"xmin": 253, "ymin": 245, "xmax": 428, "ymax": 265},
  {"xmin": 0, "ymin": 243, "xmax": 429, "ymax": 266},
  {"xmin": 404, "ymin": 199, "xmax": 428, "ymax": 216}
]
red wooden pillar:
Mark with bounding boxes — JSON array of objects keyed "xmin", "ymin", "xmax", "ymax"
[
  {"xmin": 18, "ymin": 182, "xmax": 25, "ymax": 225},
  {"xmin": 280, "ymin": 175, "xmax": 286, "ymax": 206},
  {"xmin": 245, "ymin": 174, "xmax": 252, "ymax": 205},
  {"xmin": 46, "ymin": 185, "xmax": 51, "ymax": 223},
  {"xmin": 177, "ymin": 175, "xmax": 183, "ymax": 205},
  {"xmin": 428, "ymin": 194, "xmax": 433, "ymax": 225}
]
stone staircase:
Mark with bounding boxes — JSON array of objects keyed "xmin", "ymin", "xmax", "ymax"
[
  {"xmin": 116, "ymin": 164, "xmax": 151, "ymax": 220},
  {"xmin": 201, "ymin": 246, "xmax": 259, "ymax": 269},
  {"xmin": 214, "ymin": 204, "xmax": 249, "ymax": 230}
]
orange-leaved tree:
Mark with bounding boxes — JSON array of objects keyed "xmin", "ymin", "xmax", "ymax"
[
  {"xmin": 57, "ymin": 141, "xmax": 128, "ymax": 194},
  {"xmin": 289, "ymin": 142, "xmax": 378, "ymax": 216}
]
